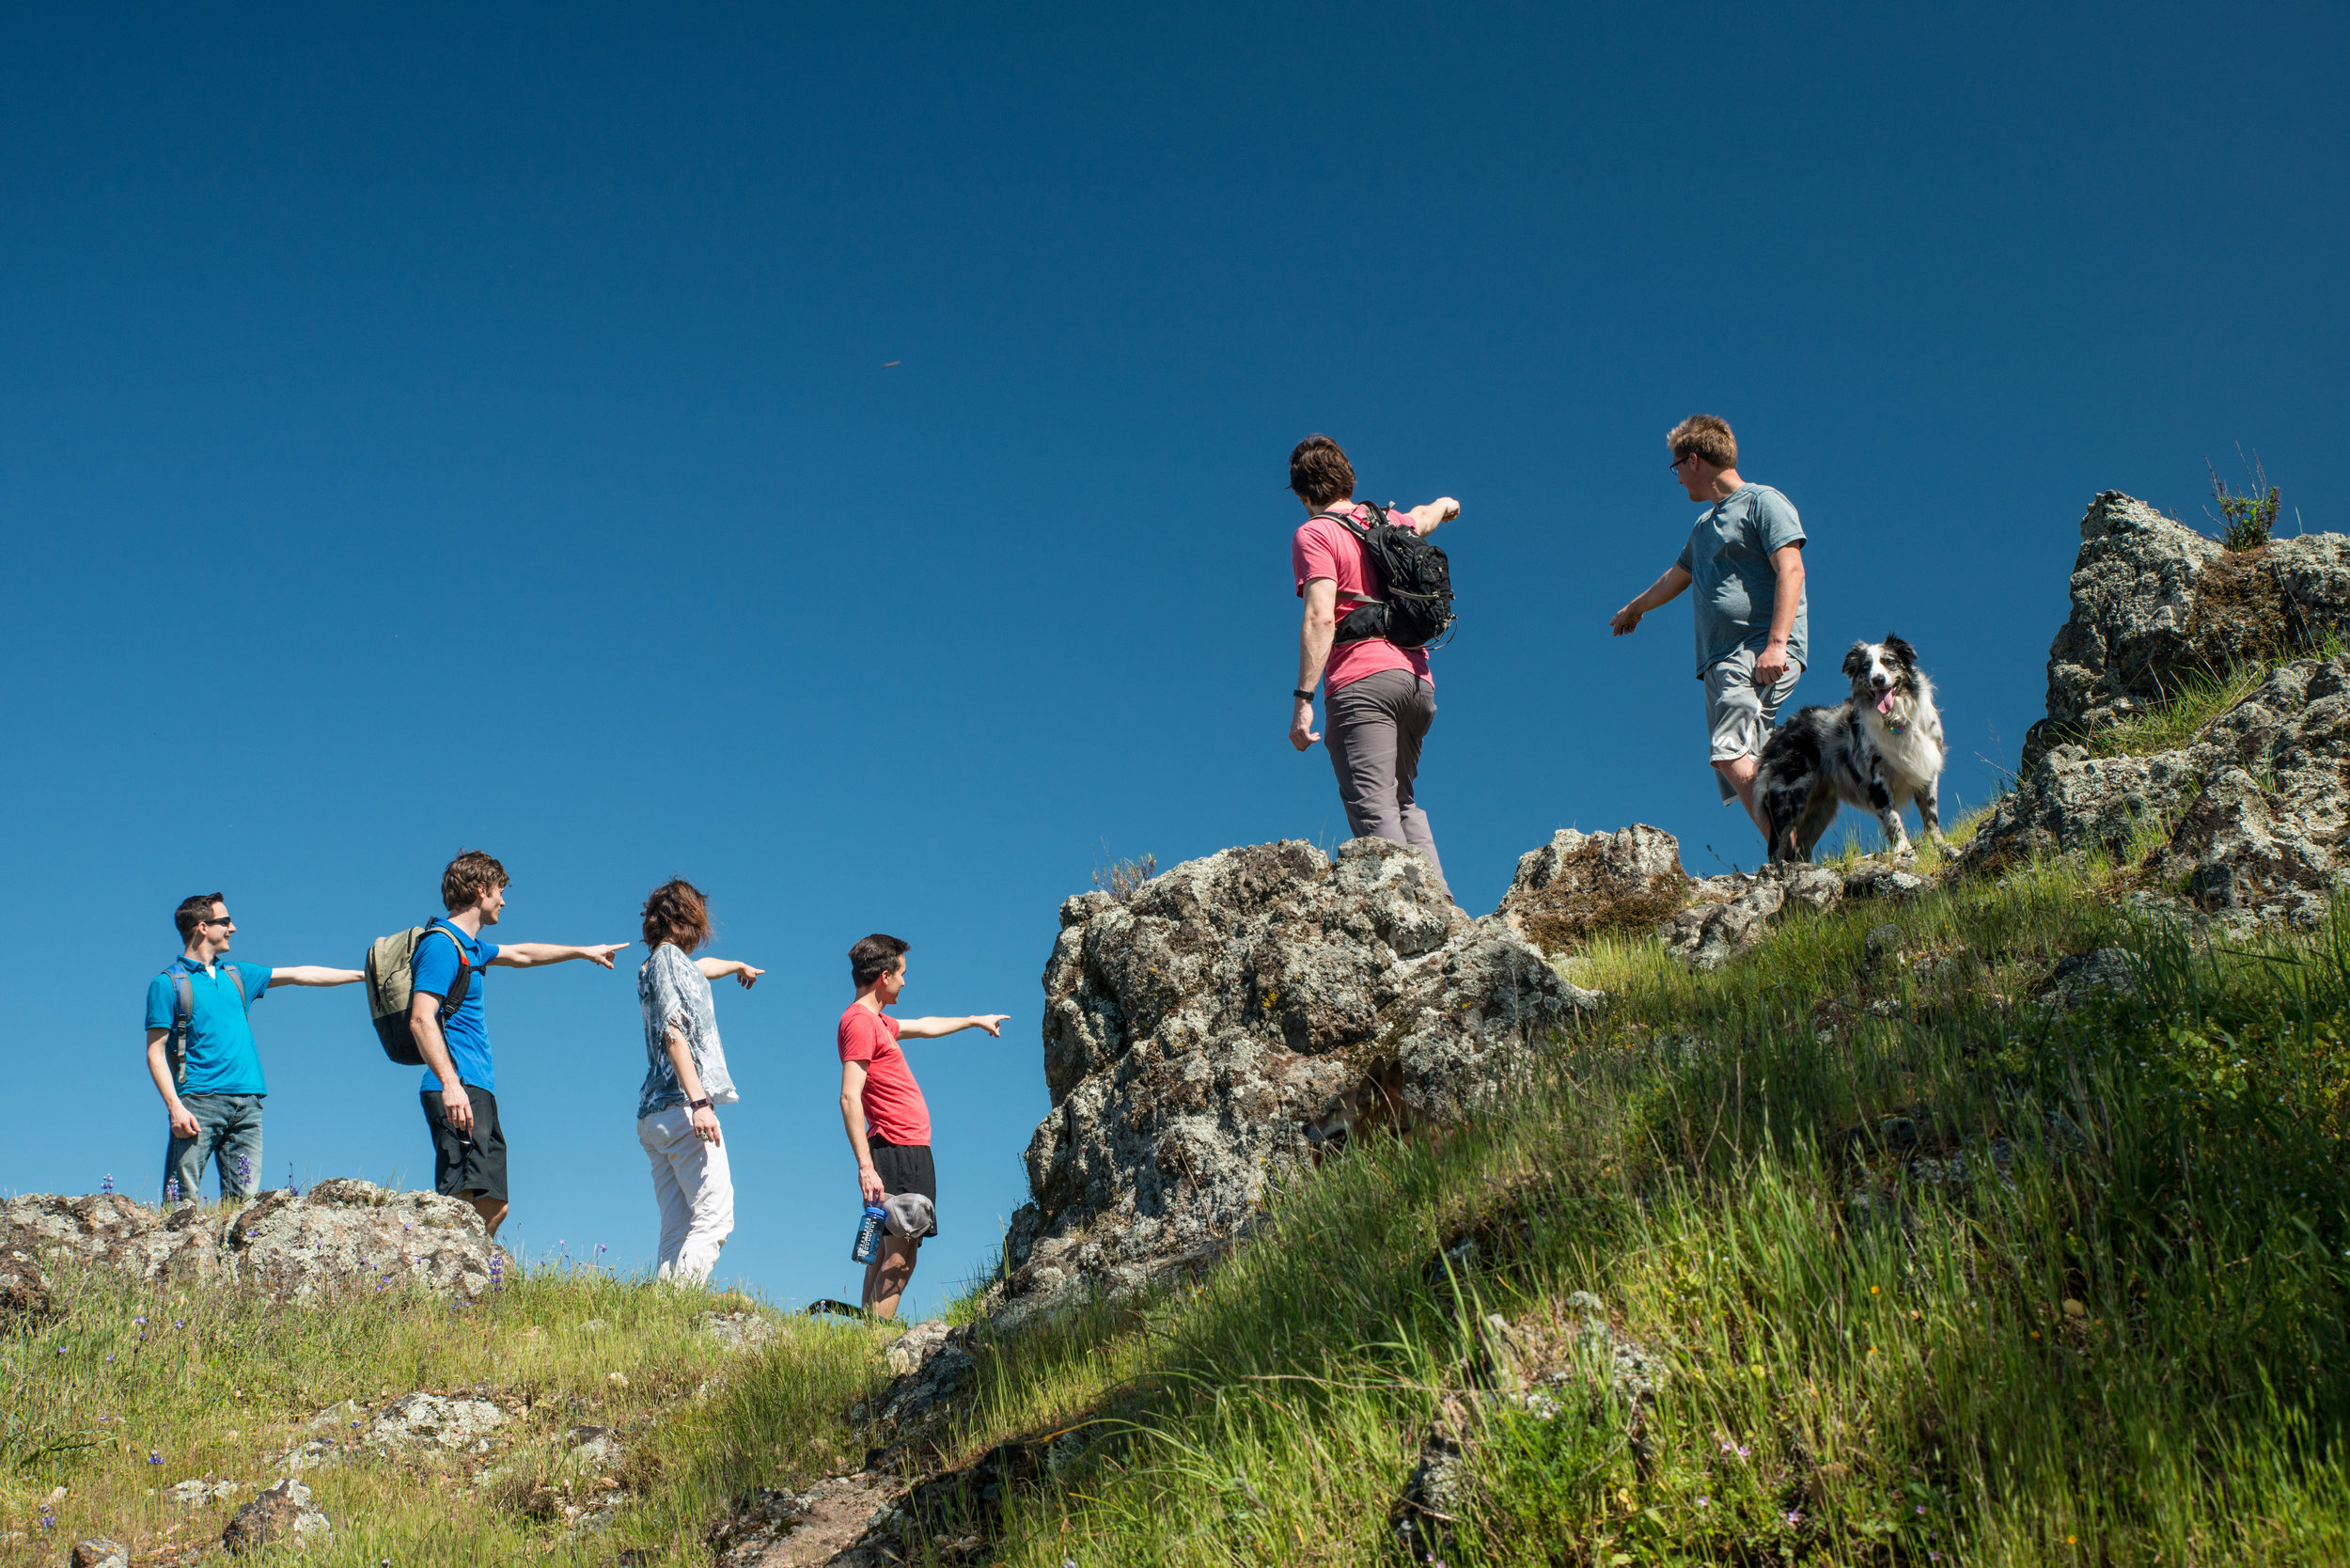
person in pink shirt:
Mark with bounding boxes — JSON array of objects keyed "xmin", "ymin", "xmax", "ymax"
[
  {"xmin": 836, "ymin": 933, "xmax": 1009, "ymax": 1319},
  {"xmin": 1287, "ymin": 433, "xmax": 1462, "ymax": 902}
]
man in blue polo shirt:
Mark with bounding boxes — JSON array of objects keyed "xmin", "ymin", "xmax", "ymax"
[
  {"xmin": 144, "ymin": 892, "xmax": 363, "ymax": 1206},
  {"xmin": 408, "ymin": 849, "xmax": 628, "ymax": 1239}
]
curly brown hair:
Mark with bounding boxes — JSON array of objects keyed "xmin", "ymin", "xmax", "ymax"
[
  {"xmin": 440, "ymin": 850, "xmax": 509, "ymax": 914},
  {"xmin": 641, "ymin": 878, "xmax": 713, "ymax": 952}
]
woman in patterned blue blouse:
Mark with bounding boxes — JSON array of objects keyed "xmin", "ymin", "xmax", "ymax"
[{"xmin": 635, "ymin": 878, "xmax": 763, "ymax": 1283}]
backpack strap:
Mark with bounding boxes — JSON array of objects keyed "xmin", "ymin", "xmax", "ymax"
[
  {"xmin": 223, "ymin": 964, "xmax": 248, "ymax": 1011},
  {"xmin": 1308, "ymin": 504, "xmax": 1391, "ymax": 612},
  {"xmin": 418, "ymin": 922, "xmax": 477, "ymax": 1011}
]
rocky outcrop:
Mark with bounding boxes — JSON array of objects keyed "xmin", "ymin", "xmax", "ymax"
[
  {"xmin": 1972, "ymin": 653, "xmax": 2350, "ymax": 930},
  {"xmin": 1495, "ymin": 825, "xmax": 1690, "ymax": 954},
  {"xmin": 0, "ymin": 1180, "xmax": 497, "ymax": 1304},
  {"xmin": 2021, "ymin": 492, "xmax": 2350, "ymax": 771},
  {"xmin": 991, "ymin": 838, "xmax": 1598, "ymax": 1325}
]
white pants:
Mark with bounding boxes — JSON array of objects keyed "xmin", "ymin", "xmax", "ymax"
[{"xmin": 636, "ymin": 1106, "xmax": 734, "ymax": 1284}]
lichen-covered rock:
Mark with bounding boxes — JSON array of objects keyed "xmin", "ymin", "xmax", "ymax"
[
  {"xmin": 366, "ymin": 1392, "xmax": 508, "ymax": 1452},
  {"xmin": 1496, "ymin": 825, "xmax": 1690, "ymax": 954},
  {"xmin": 700, "ymin": 1310, "xmax": 780, "ymax": 1352},
  {"xmin": 0, "ymin": 1181, "xmax": 495, "ymax": 1305},
  {"xmin": 998, "ymin": 838, "xmax": 1596, "ymax": 1324},
  {"xmin": 2020, "ymin": 493, "xmax": 2350, "ymax": 770},
  {"xmin": 70, "ymin": 1539, "xmax": 128, "ymax": 1568},
  {"xmin": 1966, "ymin": 744, "xmax": 2203, "ymax": 864},
  {"xmin": 229, "ymin": 1179, "xmax": 495, "ymax": 1301},
  {"xmin": 221, "ymin": 1478, "xmax": 331, "ymax": 1554},
  {"xmin": 1973, "ymin": 653, "xmax": 2350, "ymax": 929},
  {"xmin": 1660, "ymin": 880, "xmax": 1783, "ymax": 972}
]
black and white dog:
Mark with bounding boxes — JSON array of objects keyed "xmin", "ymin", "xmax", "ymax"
[{"xmin": 1755, "ymin": 635, "xmax": 1948, "ymax": 863}]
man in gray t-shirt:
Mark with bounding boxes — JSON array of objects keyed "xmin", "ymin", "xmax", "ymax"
[{"xmin": 1610, "ymin": 414, "xmax": 1809, "ymax": 840}]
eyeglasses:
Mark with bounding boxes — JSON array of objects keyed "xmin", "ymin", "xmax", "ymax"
[
  {"xmin": 202, "ymin": 916, "xmax": 236, "ymax": 928},
  {"xmin": 1668, "ymin": 452, "xmax": 1694, "ymax": 471}
]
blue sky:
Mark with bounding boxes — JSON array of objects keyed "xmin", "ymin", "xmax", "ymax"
[{"xmin": 4, "ymin": 2, "xmax": 2343, "ymax": 1315}]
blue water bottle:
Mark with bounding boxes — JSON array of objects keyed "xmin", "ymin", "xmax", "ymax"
[{"xmin": 850, "ymin": 1201, "xmax": 887, "ymax": 1263}]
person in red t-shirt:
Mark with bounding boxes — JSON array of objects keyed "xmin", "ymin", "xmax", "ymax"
[
  {"xmin": 837, "ymin": 933, "xmax": 1010, "ymax": 1319},
  {"xmin": 1287, "ymin": 433, "xmax": 1462, "ymax": 902}
]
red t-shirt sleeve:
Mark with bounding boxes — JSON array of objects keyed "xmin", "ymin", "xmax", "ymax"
[
  {"xmin": 837, "ymin": 1008, "xmax": 899, "ymax": 1064},
  {"xmin": 1293, "ymin": 521, "xmax": 1341, "ymax": 595}
]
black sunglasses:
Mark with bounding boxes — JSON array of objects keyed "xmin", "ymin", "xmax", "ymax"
[
  {"xmin": 202, "ymin": 916, "xmax": 236, "ymax": 928},
  {"xmin": 1668, "ymin": 452, "xmax": 1693, "ymax": 470}
]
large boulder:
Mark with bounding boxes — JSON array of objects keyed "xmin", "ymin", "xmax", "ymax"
[
  {"xmin": 0, "ymin": 1180, "xmax": 496, "ymax": 1302},
  {"xmin": 995, "ymin": 839, "xmax": 1597, "ymax": 1323},
  {"xmin": 1494, "ymin": 826, "xmax": 1690, "ymax": 955},
  {"xmin": 1974, "ymin": 652, "xmax": 2350, "ymax": 929},
  {"xmin": 2021, "ymin": 492, "xmax": 2350, "ymax": 770}
]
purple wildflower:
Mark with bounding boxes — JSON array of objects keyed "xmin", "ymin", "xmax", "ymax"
[
  {"xmin": 236, "ymin": 1154, "xmax": 252, "ymax": 1183},
  {"xmin": 165, "ymin": 1178, "xmax": 180, "ymax": 1202},
  {"xmin": 133, "ymin": 1316, "xmax": 146, "ymax": 1325},
  {"xmin": 105, "ymin": 1353, "xmax": 115, "ymax": 1363},
  {"xmin": 288, "ymin": 1162, "xmax": 300, "ymax": 1197},
  {"xmin": 1785, "ymin": 1510, "xmax": 1803, "ymax": 1527},
  {"xmin": 148, "ymin": 1451, "xmax": 164, "ymax": 1466},
  {"xmin": 102, "ymin": 1173, "xmax": 115, "ymax": 1194},
  {"xmin": 1696, "ymin": 1495, "xmax": 1711, "ymax": 1508}
]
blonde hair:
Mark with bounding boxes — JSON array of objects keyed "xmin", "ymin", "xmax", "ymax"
[{"xmin": 1667, "ymin": 414, "xmax": 1737, "ymax": 470}]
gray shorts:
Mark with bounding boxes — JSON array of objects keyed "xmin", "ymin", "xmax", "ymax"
[{"xmin": 1703, "ymin": 648, "xmax": 1801, "ymax": 798}]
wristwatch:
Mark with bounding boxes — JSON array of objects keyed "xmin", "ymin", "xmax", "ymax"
[
  {"xmin": 1292, "ymin": 688, "xmax": 1315, "ymax": 702},
  {"xmin": 687, "ymin": 1096, "xmax": 712, "ymax": 1110}
]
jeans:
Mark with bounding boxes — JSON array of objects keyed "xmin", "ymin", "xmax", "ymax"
[
  {"xmin": 637, "ymin": 1105, "xmax": 735, "ymax": 1284},
  {"xmin": 1324, "ymin": 668, "xmax": 1449, "ymax": 900},
  {"xmin": 164, "ymin": 1093, "xmax": 264, "ymax": 1206}
]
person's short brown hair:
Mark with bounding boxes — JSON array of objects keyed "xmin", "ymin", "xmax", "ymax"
[
  {"xmin": 1288, "ymin": 435, "xmax": 1356, "ymax": 509},
  {"xmin": 1668, "ymin": 414, "xmax": 1737, "ymax": 470},
  {"xmin": 174, "ymin": 892, "xmax": 227, "ymax": 942},
  {"xmin": 641, "ymin": 878, "xmax": 713, "ymax": 952},
  {"xmin": 440, "ymin": 850, "xmax": 510, "ymax": 914},
  {"xmin": 849, "ymin": 933, "xmax": 910, "ymax": 987}
]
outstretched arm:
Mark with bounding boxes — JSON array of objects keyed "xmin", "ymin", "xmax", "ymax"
[
  {"xmin": 695, "ymin": 957, "xmax": 765, "ymax": 989},
  {"xmin": 1610, "ymin": 564, "xmax": 1694, "ymax": 635},
  {"xmin": 1404, "ymin": 496, "xmax": 1460, "ymax": 536},
  {"xmin": 895, "ymin": 1013, "xmax": 1010, "ymax": 1040},
  {"xmin": 488, "ymin": 942, "xmax": 628, "ymax": 969},
  {"xmin": 269, "ymin": 966, "xmax": 364, "ymax": 987}
]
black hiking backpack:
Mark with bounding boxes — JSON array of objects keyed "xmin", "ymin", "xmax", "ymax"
[{"xmin": 1311, "ymin": 502, "xmax": 1457, "ymax": 651}]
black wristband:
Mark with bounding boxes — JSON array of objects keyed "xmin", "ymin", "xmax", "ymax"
[
  {"xmin": 687, "ymin": 1097, "xmax": 712, "ymax": 1110},
  {"xmin": 1292, "ymin": 688, "xmax": 1315, "ymax": 702}
]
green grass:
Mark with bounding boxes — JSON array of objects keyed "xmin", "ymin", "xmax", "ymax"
[
  {"xmin": 910, "ymin": 847, "xmax": 2350, "ymax": 1565},
  {"xmin": 1, "ymin": 1260, "xmax": 893, "ymax": 1564},
  {"xmin": 17, "ymin": 827, "xmax": 2350, "ymax": 1562}
]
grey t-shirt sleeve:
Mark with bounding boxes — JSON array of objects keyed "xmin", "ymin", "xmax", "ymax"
[
  {"xmin": 1752, "ymin": 489, "xmax": 1806, "ymax": 555},
  {"xmin": 1674, "ymin": 532, "xmax": 1695, "ymax": 574}
]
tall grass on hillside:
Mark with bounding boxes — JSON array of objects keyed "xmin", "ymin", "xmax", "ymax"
[
  {"xmin": 0, "ymin": 1259, "xmax": 890, "ymax": 1566},
  {"xmin": 911, "ymin": 855, "xmax": 2350, "ymax": 1566}
]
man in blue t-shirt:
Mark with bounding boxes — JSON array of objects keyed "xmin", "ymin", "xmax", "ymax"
[
  {"xmin": 144, "ymin": 893, "xmax": 363, "ymax": 1206},
  {"xmin": 409, "ymin": 849, "xmax": 628, "ymax": 1238},
  {"xmin": 1610, "ymin": 413, "xmax": 1810, "ymax": 842}
]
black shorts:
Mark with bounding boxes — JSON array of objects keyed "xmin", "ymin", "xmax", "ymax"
[
  {"xmin": 421, "ymin": 1084, "xmax": 509, "ymax": 1204},
  {"xmin": 870, "ymin": 1138, "xmax": 938, "ymax": 1238}
]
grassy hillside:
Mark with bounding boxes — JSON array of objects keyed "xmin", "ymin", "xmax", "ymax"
[
  {"xmin": 9, "ymin": 834, "xmax": 2350, "ymax": 1565},
  {"xmin": 923, "ymin": 838, "xmax": 2350, "ymax": 1566}
]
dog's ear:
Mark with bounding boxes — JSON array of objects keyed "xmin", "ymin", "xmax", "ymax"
[
  {"xmin": 1883, "ymin": 634, "xmax": 1916, "ymax": 667},
  {"xmin": 1841, "ymin": 642, "xmax": 1870, "ymax": 679}
]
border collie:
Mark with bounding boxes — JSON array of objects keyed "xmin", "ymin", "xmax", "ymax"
[{"xmin": 1755, "ymin": 635, "xmax": 1948, "ymax": 863}]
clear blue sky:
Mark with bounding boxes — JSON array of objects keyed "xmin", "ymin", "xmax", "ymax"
[{"xmin": 4, "ymin": 3, "xmax": 2343, "ymax": 1315}]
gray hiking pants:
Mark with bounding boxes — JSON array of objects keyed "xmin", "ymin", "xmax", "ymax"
[{"xmin": 1324, "ymin": 668, "xmax": 1449, "ymax": 901}]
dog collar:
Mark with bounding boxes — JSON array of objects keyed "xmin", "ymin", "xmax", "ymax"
[{"xmin": 1884, "ymin": 718, "xmax": 1908, "ymax": 734}]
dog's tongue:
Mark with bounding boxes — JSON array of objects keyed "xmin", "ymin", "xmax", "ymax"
[{"xmin": 1876, "ymin": 690, "xmax": 1896, "ymax": 715}]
